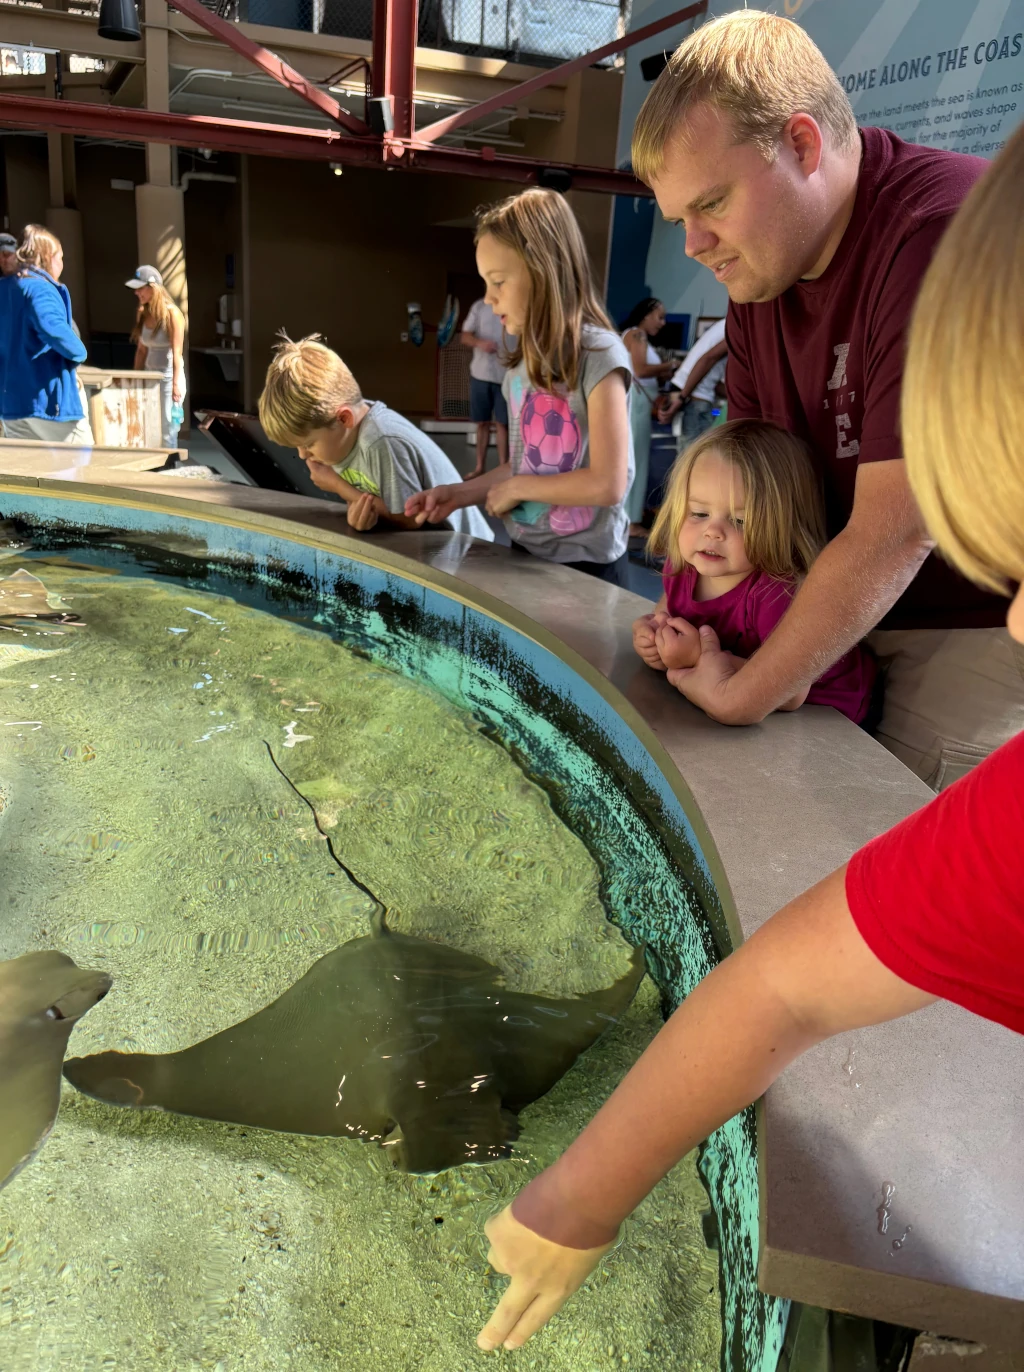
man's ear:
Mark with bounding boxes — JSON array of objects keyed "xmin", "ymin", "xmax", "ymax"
[
  {"xmin": 783, "ymin": 113, "xmax": 825, "ymax": 177},
  {"xmin": 335, "ymin": 404, "xmax": 357, "ymax": 430}
]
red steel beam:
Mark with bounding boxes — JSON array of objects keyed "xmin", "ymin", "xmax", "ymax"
[
  {"xmin": 386, "ymin": 139, "xmax": 653, "ymax": 195},
  {"xmin": 414, "ymin": 0, "xmax": 707, "ymax": 145},
  {"xmin": 0, "ymin": 94, "xmax": 654, "ymax": 195},
  {"xmin": 164, "ymin": 0, "xmax": 370, "ymax": 136},
  {"xmin": 382, "ymin": 0, "xmax": 418, "ymax": 140}
]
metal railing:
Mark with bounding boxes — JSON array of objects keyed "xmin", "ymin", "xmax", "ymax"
[{"xmin": 211, "ymin": 0, "xmax": 628, "ymax": 65}]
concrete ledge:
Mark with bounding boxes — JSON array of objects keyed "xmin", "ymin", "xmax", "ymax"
[{"xmin": 3, "ymin": 472, "xmax": 1022, "ymax": 1351}]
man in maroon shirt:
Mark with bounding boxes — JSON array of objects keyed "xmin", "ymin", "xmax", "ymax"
[{"xmin": 629, "ymin": 10, "xmax": 1023, "ymax": 787}]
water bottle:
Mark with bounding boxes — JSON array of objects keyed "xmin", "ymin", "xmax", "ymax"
[{"xmin": 170, "ymin": 401, "xmax": 185, "ymax": 431}]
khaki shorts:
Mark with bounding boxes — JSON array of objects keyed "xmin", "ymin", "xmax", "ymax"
[{"xmin": 868, "ymin": 627, "xmax": 1024, "ymax": 791}]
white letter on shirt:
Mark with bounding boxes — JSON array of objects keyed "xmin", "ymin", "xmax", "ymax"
[
  {"xmin": 835, "ymin": 412, "xmax": 860, "ymax": 459},
  {"xmin": 827, "ymin": 343, "xmax": 850, "ymax": 391}
]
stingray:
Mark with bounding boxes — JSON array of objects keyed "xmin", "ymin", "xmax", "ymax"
[
  {"xmin": 64, "ymin": 911, "xmax": 645, "ymax": 1174},
  {"xmin": 0, "ymin": 951, "xmax": 112, "ymax": 1191},
  {"xmin": 0, "ymin": 568, "xmax": 81, "ymax": 625}
]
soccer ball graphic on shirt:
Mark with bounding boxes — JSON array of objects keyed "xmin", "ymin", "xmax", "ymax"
[
  {"xmin": 518, "ymin": 390, "xmax": 595, "ymax": 535},
  {"xmin": 520, "ymin": 392, "xmax": 581, "ymax": 474}
]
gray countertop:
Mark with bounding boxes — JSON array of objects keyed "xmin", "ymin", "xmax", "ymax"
[{"xmin": 4, "ymin": 473, "xmax": 1022, "ymax": 1350}]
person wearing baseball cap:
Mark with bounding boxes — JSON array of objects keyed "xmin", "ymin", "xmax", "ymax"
[
  {"xmin": 126, "ymin": 264, "xmax": 186, "ymax": 448},
  {"xmin": 0, "ymin": 233, "xmax": 19, "ymax": 276}
]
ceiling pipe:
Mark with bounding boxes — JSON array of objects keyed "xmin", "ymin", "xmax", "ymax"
[{"xmin": 180, "ymin": 170, "xmax": 238, "ymax": 189}]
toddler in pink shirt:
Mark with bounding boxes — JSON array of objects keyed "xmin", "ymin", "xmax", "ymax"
[{"xmin": 633, "ymin": 419, "xmax": 876, "ymax": 723}]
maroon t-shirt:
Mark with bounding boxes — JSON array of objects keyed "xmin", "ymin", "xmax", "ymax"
[{"xmin": 726, "ymin": 127, "xmax": 1003, "ymax": 630}]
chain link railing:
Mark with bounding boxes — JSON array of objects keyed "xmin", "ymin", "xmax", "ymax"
[{"xmin": 208, "ymin": 0, "xmax": 628, "ymax": 65}]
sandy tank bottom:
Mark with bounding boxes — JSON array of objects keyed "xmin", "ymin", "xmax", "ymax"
[{"xmin": 0, "ymin": 555, "xmax": 721, "ymax": 1372}]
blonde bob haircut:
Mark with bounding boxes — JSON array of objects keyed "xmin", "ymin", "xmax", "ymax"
[
  {"xmin": 475, "ymin": 188, "xmax": 614, "ymax": 394},
  {"xmin": 17, "ymin": 223, "xmax": 62, "ymax": 278},
  {"xmin": 648, "ymin": 418, "xmax": 825, "ymax": 580},
  {"xmin": 902, "ymin": 127, "xmax": 1024, "ymax": 597},
  {"xmin": 259, "ymin": 333, "xmax": 363, "ymax": 446},
  {"xmin": 632, "ymin": 10, "xmax": 858, "ymax": 184}
]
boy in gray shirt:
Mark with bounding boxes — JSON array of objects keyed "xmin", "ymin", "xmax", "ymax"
[
  {"xmin": 258, "ymin": 335, "xmax": 493, "ymax": 541},
  {"xmin": 325, "ymin": 401, "xmax": 493, "ymax": 540}
]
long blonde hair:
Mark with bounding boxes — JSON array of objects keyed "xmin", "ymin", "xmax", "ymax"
[
  {"xmin": 902, "ymin": 128, "xmax": 1024, "ymax": 596},
  {"xmin": 131, "ymin": 282, "xmax": 179, "ymax": 344},
  {"xmin": 633, "ymin": 10, "xmax": 857, "ymax": 183},
  {"xmin": 648, "ymin": 419, "xmax": 825, "ymax": 579},
  {"xmin": 475, "ymin": 188, "xmax": 613, "ymax": 393},
  {"xmin": 258, "ymin": 333, "xmax": 363, "ymax": 445},
  {"xmin": 17, "ymin": 224, "xmax": 62, "ymax": 278}
]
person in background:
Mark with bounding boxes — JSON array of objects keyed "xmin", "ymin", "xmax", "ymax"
[
  {"xmin": 634, "ymin": 419, "xmax": 876, "ymax": 724},
  {"xmin": 127, "ymin": 265, "xmax": 186, "ymax": 450},
  {"xmin": 630, "ymin": 11, "xmax": 1023, "ymax": 788},
  {"xmin": 620, "ymin": 297, "xmax": 675, "ymax": 538},
  {"xmin": 408, "ymin": 189, "xmax": 634, "ymax": 588},
  {"xmin": 17, "ymin": 223, "xmax": 95, "ymax": 441},
  {"xmin": 475, "ymin": 125, "xmax": 1024, "ymax": 1353},
  {"xmin": 258, "ymin": 332, "xmax": 494, "ymax": 542},
  {"xmin": 0, "ymin": 233, "xmax": 19, "ymax": 276},
  {"xmin": 657, "ymin": 317, "xmax": 727, "ymax": 447},
  {"xmin": 460, "ymin": 296, "xmax": 512, "ymax": 478},
  {"xmin": 0, "ymin": 224, "xmax": 91, "ymax": 443}
]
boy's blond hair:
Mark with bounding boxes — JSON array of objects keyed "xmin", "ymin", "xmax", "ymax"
[
  {"xmin": 648, "ymin": 419, "xmax": 825, "ymax": 580},
  {"xmin": 632, "ymin": 10, "xmax": 857, "ymax": 184},
  {"xmin": 475, "ymin": 188, "xmax": 613, "ymax": 394},
  {"xmin": 259, "ymin": 334, "xmax": 363, "ymax": 445},
  {"xmin": 902, "ymin": 128, "xmax": 1024, "ymax": 596}
]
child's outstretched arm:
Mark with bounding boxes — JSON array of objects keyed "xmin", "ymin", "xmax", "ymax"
[
  {"xmin": 476, "ymin": 866, "xmax": 935, "ymax": 1351},
  {"xmin": 406, "ymin": 464, "xmax": 510, "ymax": 525},
  {"xmin": 487, "ymin": 372, "xmax": 629, "ymax": 516}
]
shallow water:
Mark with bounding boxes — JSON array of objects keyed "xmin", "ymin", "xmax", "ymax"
[{"xmin": 0, "ymin": 556, "xmax": 721, "ymax": 1371}]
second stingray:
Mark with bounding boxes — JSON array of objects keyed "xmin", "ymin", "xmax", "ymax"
[{"xmin": 64, "ymin": 910, "xmax": 645, "ymax": 1174}]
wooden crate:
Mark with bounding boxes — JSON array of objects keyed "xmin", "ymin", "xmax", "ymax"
[{"xmin": 79, "ymin": 367, "xmax": 164, "ymax": 449}]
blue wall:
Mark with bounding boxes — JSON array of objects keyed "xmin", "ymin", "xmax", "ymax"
[{"xmin": 609, "ymin": 0, "xmax": 1024, "ymax": 338}]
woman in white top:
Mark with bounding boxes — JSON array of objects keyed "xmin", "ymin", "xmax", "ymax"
[
  {"xmin": 127, "ymin": 265, "xmax": 186, "ymax": 449},
  {"xmin": 621, "ymin": 297, "xmax": 675, "ymax": 537}
]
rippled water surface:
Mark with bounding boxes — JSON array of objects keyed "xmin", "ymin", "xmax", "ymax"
[{"xmin": 0, "ymin": 555, "xmax": 721, "ymax": 1371}]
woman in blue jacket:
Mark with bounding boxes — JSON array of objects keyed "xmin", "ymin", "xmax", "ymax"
[{"xmin": 0, "ymin": 225, "xmax": 92, "ymax": 444}]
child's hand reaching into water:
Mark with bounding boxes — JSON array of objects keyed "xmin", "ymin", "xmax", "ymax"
[
  {"xmin": 632, "ymin": 612, "xmax": 669, "ymax": 670},
  {"xmin": 655, "ymin": 617, "xmax": 701, "ymax": 671}
]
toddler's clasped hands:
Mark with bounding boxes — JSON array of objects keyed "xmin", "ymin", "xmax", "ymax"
[{"xmin": 632, "ymin": 611, "xmax": 702, "ymax": 672}]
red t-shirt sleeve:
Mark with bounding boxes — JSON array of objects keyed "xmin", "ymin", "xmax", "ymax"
[
  {"xmin": 857, "ymin": 217, "xmax": 949, "ymax": 466},
  {"xmin": 846, "ymin": 731, "xmax": 1024, "ymax": 1034},
  {"xmin": 724, "ymin": 308, "xmax": 760, "ymax": 421}
]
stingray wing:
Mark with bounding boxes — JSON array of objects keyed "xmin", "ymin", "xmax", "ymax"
[
  {"xmin": 0, "ymin": 1061, "xmax": 64, "ymax": 1192},
  {"xmin": 492, "ymin": 944, "xmax": 646, "ymax": 1109},
  {"xmin": 63, "ymin": 945, "xmax": 417, "ymax": 1139}
]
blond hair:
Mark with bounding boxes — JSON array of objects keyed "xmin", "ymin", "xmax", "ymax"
[
  {"xmin": 475, "ymin": 188, "xmax": 613, "ymax": 393},
  {"xmin": 130, "ymin": 281, "xmax": 180, "ymax": 346},
  {"xmin": 648, "ymin": 419, "xmax": 824, "ymax": 579},
  {"xmin": 633, "ymin": 10, "xmax": 857, "ymax": 183},
  {"xmin": 902, "ymin": 129, "xmax": 1024, "ymax": 597},
  {"xmin": 259, "ymin": 333, "xmax": 363, "ymax": 445},
  {"xmin": 17, "ymin": 223, "xmax": 62, "ymax": 278}
]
